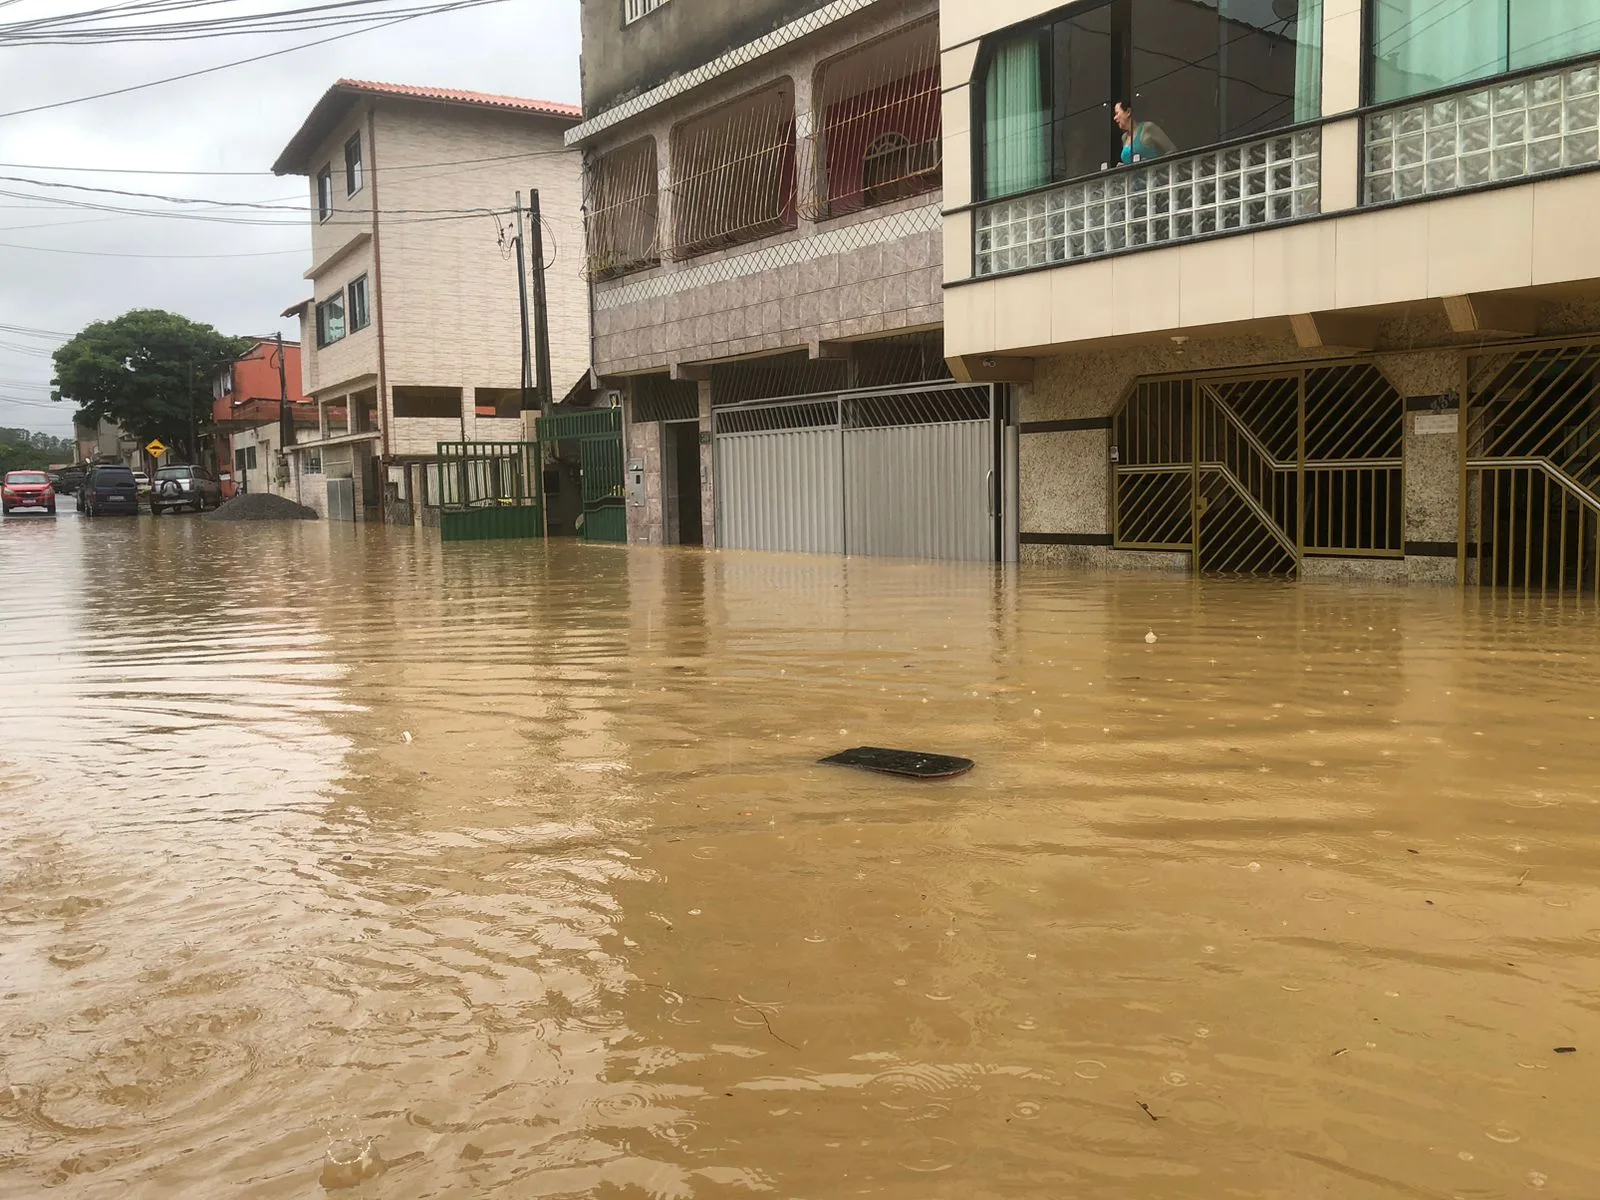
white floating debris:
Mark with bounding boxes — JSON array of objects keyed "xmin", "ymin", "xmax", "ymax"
[
  {"xmin": 401, "ymin": 731, "xmax": 413, "ymax": 744},
  {"xmin": 1145, "ymin": 631, "xmax": 1158, "ymax": 644}
]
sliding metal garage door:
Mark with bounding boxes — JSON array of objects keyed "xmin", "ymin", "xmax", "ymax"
[{"xmin": 714, "ymin": 383, "xmax": 999, "ymax": 561}]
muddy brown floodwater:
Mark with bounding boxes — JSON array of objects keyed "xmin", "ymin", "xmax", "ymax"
[{"xmin": 3, "ymin": 513, "xmax": 1600, "ymax": 1198}]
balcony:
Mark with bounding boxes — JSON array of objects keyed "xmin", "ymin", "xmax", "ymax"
[
  {"xmin": 1364, "ymin": 58, "xmax": 1600, "ymax": 204},
  {"xmin": 973, "ymin": 128, "xmax": 1321, "ymax": 278}
]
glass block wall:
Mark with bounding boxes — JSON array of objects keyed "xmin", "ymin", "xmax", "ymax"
[
  {"xmin": 1365, "ymin": 60, "xmax": 1600, "ymax": 203},
  {"xmin": 973, "ymin": 130, "xmax": 1321, "ymax": 278}
]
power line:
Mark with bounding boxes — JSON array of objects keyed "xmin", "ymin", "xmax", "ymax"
[
  {"xmin": 0, "ymin": 140, "xmax": 578, "ymax": 178},
  {"xmin": 0, "ymin": 239, "xmax": 306, "ymax": 257},
  {"xmin": 0, "ymin": 0, "xmax": 501, "ymax": 44},
  {"xmin": 0, "ymin": 0, "xmax": 504, "ymax": 119}
]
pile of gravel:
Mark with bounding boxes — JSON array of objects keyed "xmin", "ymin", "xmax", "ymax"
[{"xmin": 205, "ymin": 493, "xmax": 320, "ymax": 522}]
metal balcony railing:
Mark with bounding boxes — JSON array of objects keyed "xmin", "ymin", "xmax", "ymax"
[
  {"xmin": 1364, "ymin": 58, "xmax": 1600, "ymax": 204},
  {"xmin": 973, "ymin": 128, "xmax": 1321, "ymax": 278}
]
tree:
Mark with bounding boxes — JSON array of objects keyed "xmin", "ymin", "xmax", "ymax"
[
  {"xmin": 52, "ymin": 310, "xmax": 251, "ymax": 463},
  {"xmin": 0, "ymin": 427, "xmax": 74, "ymax": 474}
]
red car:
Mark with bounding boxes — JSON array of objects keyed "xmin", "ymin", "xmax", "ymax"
[{"xmin": 2, "ymin": 470, "xmax": 56, "ymax": 515}]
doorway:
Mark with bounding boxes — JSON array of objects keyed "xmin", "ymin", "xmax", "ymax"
[{"xmin": 664, "ymin": 420, "xmax": 703, "ymax": 546}]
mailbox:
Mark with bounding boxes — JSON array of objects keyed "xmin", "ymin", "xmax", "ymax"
[{"xmin": 627, "ymin": 460, "xmax": 646, "ymax": 507}]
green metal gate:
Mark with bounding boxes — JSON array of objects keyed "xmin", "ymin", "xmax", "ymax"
[
  {"xmin": 537, "ymin": 407, "xmax": 626, "ymax": 543},
  {"xmin": 435, "ymin": 440, "xmax": 543, "ymax": 542}
]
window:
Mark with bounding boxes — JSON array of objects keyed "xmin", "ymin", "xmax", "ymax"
[
  {"xmin": 344, "ymin": 133, "xmax": 363, "ymax": 195},
  {"xmin": 316, "ymin": 166, "xmax": 333, "ymax": 220},
  {"xmin": 347, "ymin": 275, "xmax": 370, "ymax": 332},
  {"xmin": 815, "ymin": 19, "xmax": 942, "ymax": 216},
  {"xmin": 474, "ymin": 388, "xmax": 523, "ymax": 419},
  {"xmin": 305, "ymin": 450, "xmax": 322, "ymax": 474},
  {"xmin": 585, "ymin": 138, "xmax": 660, "ymax": 279},
  {"xmin": 234, "ymin": 446, "xmax": 258, "ymax": 472},
  {"xmin": 670, "ymin": 82, "xmax": 797, "ymax": 257},
  {"xmin": 977, "ymin": 0, "xmax": 1323, "ymax": 199},
  {"xmin": 391, "ymin": 386, "xmax": 463, "ymax": 419},
  {"xmin": 316, "ymin": 291, "xmax": 345, "ymax": 347},
  {"xmin": 1369, "ymin": 0, "xmax": 1600, "ymax": 105},
  {"xmin": 624, "ymin": 0, "xmax": 668, "ymax": 25}
]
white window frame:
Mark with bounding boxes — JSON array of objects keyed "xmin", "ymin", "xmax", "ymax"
[
  {"xmin": 316, "ymin": 165, "xmax": 333, "ymax": 220},
  {"xmin": 624, "ymin": 0, "xmax": 668, "ymax": 26},
  {"xmin": 344, "ymin": 133, "xmax": 363, "ymax": 196}
]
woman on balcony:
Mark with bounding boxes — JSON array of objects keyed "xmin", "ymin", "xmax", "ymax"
[{"xmin": 1114, "ymin": 100, "xmax": 1176, "ymax": 165}]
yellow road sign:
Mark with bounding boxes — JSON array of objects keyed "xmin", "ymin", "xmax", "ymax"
[{"xmin": 145, "ymin": 439, "xmax": 168, "ymax": 458}]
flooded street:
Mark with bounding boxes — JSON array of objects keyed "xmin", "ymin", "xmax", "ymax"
[{"xmin": 4, "ymin": 513, "xmax": 1600, "ymax": 1198}]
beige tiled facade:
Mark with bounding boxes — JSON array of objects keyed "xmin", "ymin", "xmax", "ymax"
[
  {"xmin": 942, "ymin": 0, "xmax": 1600, "ymax": 585},
  {"xmin": 280, "ymin": 88, "xmax": 587, "ymax": 521}
]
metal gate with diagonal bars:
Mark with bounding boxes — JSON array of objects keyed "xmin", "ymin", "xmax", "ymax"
[
  {"xmin": 1114, "ymin": 363, "xmax": 1404, "ymax": 576},
  {"xmin": 1465, "ymin": 340, "xmax": 1600, "ymax": 593},
  {"xmin": 714, "ymin": 383, "xmax": 1000, "ymax": 560}
]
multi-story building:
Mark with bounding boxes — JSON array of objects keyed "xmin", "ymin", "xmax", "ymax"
[
  {"xmin": 210, "ymin": 339, "xmax": 315, "ymax": 497},
  {"xmin": 941, "ymin": 0, "xmax": 1600, "ymax": 593},
  {"xmin": 569, "ymin": 0, "xmax": 1015, "ymax": 560},
  {"xmin": 272, "ymin": 79, "xmax": 587, "ymax": 522}
]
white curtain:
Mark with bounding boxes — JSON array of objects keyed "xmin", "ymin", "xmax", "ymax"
[
  {"xmin": 1370, "ymin": 0, "xmax": 1508, "ymax": 104},
  {"xmin": 1510, "ymin": 0, "xmax": 1600, "ymax": 71}
]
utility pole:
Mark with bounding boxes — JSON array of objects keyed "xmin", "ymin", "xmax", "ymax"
[
  {"xmin": 276, "ymin": 332, "xmax": 292, "ymax": 448},
  {"xmin": 529, "ymin": 188, "xmax": 554, "ymax": 419},
  {"xmin": 514, "ymin": 193, "xmax": 534, "ymax": 415}
]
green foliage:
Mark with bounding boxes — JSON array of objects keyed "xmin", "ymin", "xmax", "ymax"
[
  {"xmin": 0, "ymin": 426, "xmax": 73, "ymax": 474},
  {"xmin": 52, "ymin": 310, "xmax": 251, "ymax": 461}
]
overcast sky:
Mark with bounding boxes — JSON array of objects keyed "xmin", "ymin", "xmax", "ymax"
[{"xmin": 0, "ymin": 0, "xmax": 580, "ymax": 439}]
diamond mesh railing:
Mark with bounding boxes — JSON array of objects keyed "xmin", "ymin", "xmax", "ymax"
[
  {"xmin": 1364, "ymin": 59, "xmax": 1600, "ymax": 204},
  {"xmin": 974, "ymin": 128, "xmax": 1320, "ymax": 277}
]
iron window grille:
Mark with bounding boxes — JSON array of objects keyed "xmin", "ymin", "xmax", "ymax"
[{"xmin": 623, "ymin": 0, "xmax": 668, "ymax": 26}]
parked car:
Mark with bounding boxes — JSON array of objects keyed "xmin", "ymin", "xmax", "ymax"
[
  {"xmin": 2, "ymin": 470, "xmax": 56, "ymax": 515},
  {"xmin": 52, "ymin": 466, "xmax": 86, "ymax": 495},
  {"xmin": 80, "ymin": 464, "xmax": 141, "ymax": 516},
  {"xmin": 132, "ymin": 470, "xmax": 152, "ymax": 499},
  {"xmin": 150, "ymin": 464, "xmax": 222, "ymax": 514}
]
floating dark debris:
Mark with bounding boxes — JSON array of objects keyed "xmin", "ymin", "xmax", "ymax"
[{"xmin": 819, "ymin": 747, "xmax": 974, "ymax": 780}]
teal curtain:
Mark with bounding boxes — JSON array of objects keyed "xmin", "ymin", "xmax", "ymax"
[
  {"xmin": 1370, "ymin": 0, "xmax": 1508, "ymax": 104},
  {"xmin": 1293, "ymin": 0, "xmax": 1324, "ymax": 123},
  {"xmin": 984, "ymin": 34, "xmax": 1048, "ymax": 198},
  {"xmin": 1510, "ymin": 0, "xmax": 1600, "ymax": 70}
]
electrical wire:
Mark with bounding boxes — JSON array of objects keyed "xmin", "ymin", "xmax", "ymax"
[
  {"xmin": 0, "ymin": 0, "xmax": 504, "ymax": 119},
  {"xmin": 0, "ymin": 0, "xmax": 501, "ymax": 43},
  {"xmin": 0, "ymin": 140, "xmax": 578, "ymax": 177},
  {"xmin": 0, "ymin": 239, "xmax": 306, "ymax": 257}
]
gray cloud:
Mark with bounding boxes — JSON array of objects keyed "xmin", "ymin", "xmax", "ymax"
[{"xmin": 0, "ymin": 0, "xmax": 580, "ymax": 437}]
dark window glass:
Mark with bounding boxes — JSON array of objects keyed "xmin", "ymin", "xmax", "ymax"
[
  {"xmin": 978, "ymin": 0, "xmax": 1321, "ymax": 198},
  {"xmin": 1049, "ymin": 2, "xmax": 1118, "ymax": 181},
  {"xmin": 317, "ymin": 167, "xmax": 333, "ymax": 219},
  {"xmin": 347, "ymin": 276, "xmax": 370, "ymax": 332},
  {"xmin": 344, "ymin": 134, "xmax": 363, "ymax": 195},
  {"xmin": 316, "ymin": 292, "xmax": 345, "ymax": 348}
]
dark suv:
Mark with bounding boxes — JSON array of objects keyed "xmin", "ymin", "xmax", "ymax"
[
  {"xmin": 80, "ymin": 465, "xmax": 141, "ymax": 516},
  {"xmin": 151, "ymin": 464, "xmax": 222, "ymax": 514}
]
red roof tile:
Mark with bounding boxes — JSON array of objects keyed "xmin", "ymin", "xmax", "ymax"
[
  {"xmin": 335, "ymin": 79, "xmax": 580, "ymax": 120},
  {"xmin": 272, "ymin": 80, "xmax": 581, "ymax": 175}
]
